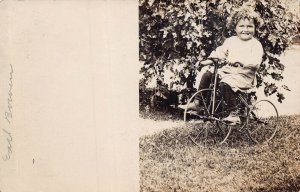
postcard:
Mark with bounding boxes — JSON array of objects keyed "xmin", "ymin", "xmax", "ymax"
[{"xmin": 0, "ymin": 1, "xmax": 139, "ymax": 192}]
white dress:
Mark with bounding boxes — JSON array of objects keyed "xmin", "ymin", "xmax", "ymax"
[{"xmin": 209, "ymin": 36, "xmax": 264, "ymax": 92}]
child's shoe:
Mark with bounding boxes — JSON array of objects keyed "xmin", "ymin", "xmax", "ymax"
[
  {"xmin": 178, "ymin": 100, "xmax": 205, "ymax": 115},
  {"xmin": 178, "ymin": 101, "xmax": 197, "ymax": 111},
  {"xmin": 222, "ymin": 110, "xmax": 241, "ymax": 125}
]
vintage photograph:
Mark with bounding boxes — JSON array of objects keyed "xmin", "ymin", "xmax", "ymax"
[{"xmin": 139, "ymin": 0, "xmax": 300, "ymax": 191}]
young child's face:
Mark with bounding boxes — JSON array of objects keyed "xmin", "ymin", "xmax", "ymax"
[{"xmin": 235, "ymin": 18, "xmax": 255, "ymax": 41}]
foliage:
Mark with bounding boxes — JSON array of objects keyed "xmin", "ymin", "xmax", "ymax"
[{"xmin": 139, "ymin": 0, "xmax": 300, "ymax": 104}]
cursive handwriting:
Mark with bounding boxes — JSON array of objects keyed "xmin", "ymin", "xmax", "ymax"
[
  {"xmin": 4, "ymin": 64, "xmax": 13, "ymax": 124},
  {"xmin": 2, "ymin": 128, "xmax": 12, "ymax": 161},
  {"xmin": 2, "ymin": 64, "xmax": 14, "ymax": 161}
]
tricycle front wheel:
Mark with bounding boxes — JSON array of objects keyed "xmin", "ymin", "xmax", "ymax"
[{"xmin": 184, "ymin": 89, "xmax": 232, "ymax": 146}]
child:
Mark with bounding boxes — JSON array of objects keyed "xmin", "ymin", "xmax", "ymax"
[{"xmin": 182, "ymin": 7, "xmax": 264, "ymax": 125}]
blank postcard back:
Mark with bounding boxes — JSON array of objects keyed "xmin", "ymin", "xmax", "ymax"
[{"xmin": 0, "ymin": 1, "xmax": 139, "ymax": 192}]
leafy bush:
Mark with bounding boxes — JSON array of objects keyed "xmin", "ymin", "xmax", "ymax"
[{"xmin": 139, "ymin": 0, "xmax": 300, "ymax": 104}]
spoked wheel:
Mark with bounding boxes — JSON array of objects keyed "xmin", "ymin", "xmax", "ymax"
[
  {"xmin": 183, "ymin": 89, "xmax": 211, "ymax": 123},
  {"xmin": 246, "ymin": 100, "xmax": 278, "ymax": 144},
  {"xmin": 184, "ymin": 89, "xmax": 232, "ymax": 146},
  {"xmin": 215, "ymin": 121, "xmax": 232, "ymax": 144}
]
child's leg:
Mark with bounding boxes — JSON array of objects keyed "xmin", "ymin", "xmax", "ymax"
[
  {"xmin": 194, "ymin": 71, "xmax": 213, "ymax": 103},
  {"xmin": 179, "ymin": 71, "xmax": 215, "ymax": 111},
  {"xmin": 198, "ymin": 71, "xmax": 213, "ymax": 90},
  {"xmin": 220, "ymin": 82, "xmax": 238, "ymax": 110},
  {"xmin": 220, "ymin": 82, "xmax": 241, "ymax": 124},
  {"xmin": 180, "ymin": 71, "xmax": 214, "ymax": 111}
]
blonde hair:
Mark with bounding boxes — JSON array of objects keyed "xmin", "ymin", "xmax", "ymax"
[{"xmin": 227, "ymin": 7, "xmax": 263, "ymax": 30}]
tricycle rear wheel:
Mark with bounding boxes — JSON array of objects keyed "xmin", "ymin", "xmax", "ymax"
[{"xmin": 246, "ymin": 100, "xmax": 278, "ymax": 144}]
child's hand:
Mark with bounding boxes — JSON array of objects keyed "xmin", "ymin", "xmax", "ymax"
[
  {"xmin": 196, "ymin": 60, "xmax": 214, "ymax": 71},
  {"xmin": 200, "ymin": 60, "xmax": 214, "ymax": 66}
]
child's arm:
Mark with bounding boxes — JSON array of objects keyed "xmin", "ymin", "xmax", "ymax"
[
  {"xmin": 197, "ymin": 59, "xmax": 244, "ymax": 71},
  {"xmin": 200, "ymin": 59, "xmax": 214, "ymax": 66}
]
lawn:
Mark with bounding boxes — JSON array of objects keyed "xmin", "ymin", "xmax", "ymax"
[{"xmin": 139, "ymin": 114, "xmax": 300, "ymax": 192}]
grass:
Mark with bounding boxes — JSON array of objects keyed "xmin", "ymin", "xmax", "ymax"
[
  {"xmin": 139, "ymin": 106, "xmax": 183, "ymax": 121},
  {"xmin": 139, "ymin": 114, "xmax": 300, "ymax": 192}
]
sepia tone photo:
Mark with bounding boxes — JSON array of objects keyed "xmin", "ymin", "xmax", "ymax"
[
  {"xmin": 139, "ymin": 0, "xmax": 300, "ymax": 191},
  {"xmin": 0, "ymin": 0, "xmax": 299, "ymax": 191}
]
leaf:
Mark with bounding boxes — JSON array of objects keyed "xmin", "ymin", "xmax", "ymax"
[
  {"xmin": 268, "ymin": 35, "xmax": 277, "ymax": 46},
  {"xmin": 264, "ymin": 83, "xmax": 277, "ymax": 96},
  {"xmin": 277, "ymin": 92, "xmax": 285, "ymax": 103},
  {"xmin": 282, "ymin": 85, "xmax": 291, "ymax": 91},
  {"xmin": 271, "ymin": 72, "xmax": 283, "ymax": 81}
]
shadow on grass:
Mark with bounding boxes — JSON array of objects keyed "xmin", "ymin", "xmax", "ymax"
[
  {"xmin": 139, "ymin": 106, "xmax": 184, "ymax": 121},
  {"xmin": 255, "ymin": 175, "xmax": 300, "ymax": 192}
]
